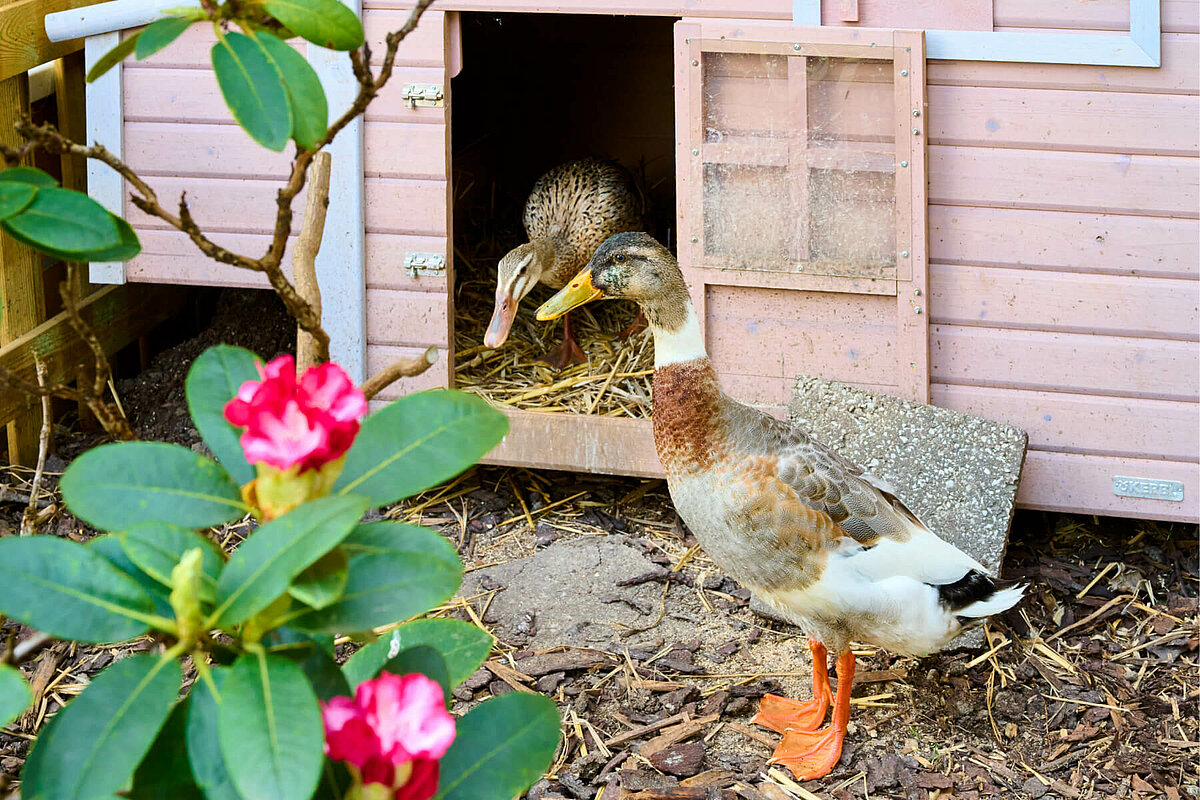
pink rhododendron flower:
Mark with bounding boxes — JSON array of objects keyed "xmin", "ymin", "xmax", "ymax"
[
  {"xmin": 223, "ymin": 355, "xmax": 366, "ymax": 473},
  {"xmin": 322, "ymin": 673, "xmax": 456, "ymax": 799}
]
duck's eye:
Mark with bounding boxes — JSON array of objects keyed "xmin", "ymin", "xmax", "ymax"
[{"xmin": 613, "ymin": 253, "xmax": 626, "ymax": 263}]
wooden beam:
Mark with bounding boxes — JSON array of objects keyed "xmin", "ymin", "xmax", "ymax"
[
  {"xmin": 1, "ymin": 61, "xmax": 46, "ymax": 464},
  {"xmin": 0, "ymin": 0, "xmax": 105, "ymax": 82},
  {"xmin": 0, "ymin": 283, "xmax": 188, "ymax": 427}
]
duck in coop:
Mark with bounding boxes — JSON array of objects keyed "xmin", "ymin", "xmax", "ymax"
[
  {"xmin": 537, "ymin": 232, "xmax": 1025, "ymax": 781},
  {"xmin": 484, "ymin": 159, "xmax": 647, "ymax": 369}
]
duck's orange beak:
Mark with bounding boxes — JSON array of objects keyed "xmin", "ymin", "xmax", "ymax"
[{"xmin": 536, "ymin": 269, "xmax": 602, "ymax": 321}]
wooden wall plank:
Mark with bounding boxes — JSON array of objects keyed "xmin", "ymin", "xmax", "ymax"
[
  {"xmin": 821, "ymin": 0, "xmax": 992, "ymax": 30},
  {"xmin": 364, "ymin": 180, "xmax": 448, "ymax": 235},
  {"xmin": 365, "ymin": 233, "xmax": 449, "ymax": 291},
  {"xmin": 480, "ymin": 410, "xmax": 663, "ymax": 477},
  {"xmin": 364, "ymin": 288, "xmax": 448, "ymax": 346},
  {"xmin": 930, "ymin": 325, "xmax": 1200, "ymax": 401},
  {"xmin": 364, "ymin": 8, "xmax": 447, "ymax": 67},
  {"xmin": 993, "ymin": 0, "xmax": 1199, "ymax": 34},
  {"xmin": 928, "ymin": 86, "xmax": 1199, "ymax": 156},
  {"xmin": 366, "ymin": 344, "xmax": 451, "ymax": 397},
  {"xmin": 932, "ymin": 384, "xmax": 1199, "ymax": 462},
  {"xmin": 369, "ymin": 0, "xmax": 791, "ymax": 19},
  {"xmin": 929, "ymin": 206, "xmax": 1200, "ymax": 279},
  {"xmin": 719, "ymin": 372, "xmax": 898, "ymax": 411},
  {"xmin": 929, "ymin": 265, "xmax": 1200, "ymax": 340},
  {"xmin": 123, "ymin": 230, "xmax": 293, "ymax": 287},
  {"xmin": 929, "ymin": 146, "xmax": 1199, "ymax": 217},
  {"xmin": 1017, "ymin": 451, "xmax": 1197, "ymax": 521},
  {"xmin": 928, "ymin": 34, "xmax": 1199, "ymax": 95}
]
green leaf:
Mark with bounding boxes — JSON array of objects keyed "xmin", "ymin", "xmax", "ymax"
[
  {"xmin": 0, "ymin": 181, "xmax": 36, "ymax": 220},
  {"xmin": 22, "ymin": 654, "xmax": 182, "ymax": 800},
  {"xmin": 288, "ymin": 547, "xmax": 348, "ymax": 610},
  {"xmin": 263, "ymin": 0, "xmax": 364, "ymax": 50},
  {"xmin": 136, "ymin": 16, "xmax": 193, "ymax": 60},
  {"xmin": 120, "ymin": 523, "xmax": 224, "ymax": 604},
  {"xmin": 381, "ymin": 644, "xmax": 451, "ymax": 702},
  {"xmin": 336, "ymin": 390, "xmax": 508, "ymax": 508},
  {"xmin": 266, "ymin": 628, "xmax": 350, "ymax": 702},
  {"xmin": 0, "ymin": 664, "xmax": 32, "ymax": 729},
  {"xmin": 1, "ymin": 186, "xmax": 123, "ymax": 257},
  {"xmin": 89, "ymin": 534, "xmax": 175, "ymax": 618},
  {"xmin": 186, "ymin": 668, "xmax": 243, "ymax": 800},
  {"xmin": 86, "ymin": 32, "xmax": 140, "ymax": 82},
  {"xmin": 211, "ymin": 32, "xmax": 291, "ymax": 152},
  {"xmin": 212, "ymin": 495, "xmax": 368, "ymax": 627},
  {"xmin": 434, "ymin": 693, "xmax": 561, "ymax": 800},
  {"xmin": 0, "ymin": 166, "xmax": 57, "ymax": 186},
  {"xmin": 131, "ymin": 700, "xmax": 205, "ymax": 800},
  {"xmin": 343, "ymin": 618, "xmax": 493, "ymax": 689},
  {"xmin": 256, "ymin": 32, "xmax": 328, "ymax": 149},
  {"xmin": 288, "ymin": 522, "xmax": 461, "ymax": 635},
  {"xmin": 84, "ymin": 212, "xmax": 142, "ymax": 262},
  {"xmin": 0, "ymin": 535, "xmax": 156, "ymax": 642},
  {"xmin": 61, "ymin": 441, "xmax": 247, "ymax": 530},
  {"xmin": 218, "ymin": 653, "xmax": 323, "ymax": 800},
  {"xmin": 185, "ymin": 345, "xmax": 260, "ymax": 486}
]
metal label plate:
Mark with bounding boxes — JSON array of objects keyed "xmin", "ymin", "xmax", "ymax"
[{"xmin": 1112, "ymin": 476, "xmax": 1185, "ymax": 502}]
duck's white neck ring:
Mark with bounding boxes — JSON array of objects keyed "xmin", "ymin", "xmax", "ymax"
[{"xmin": 651, "ymin": 302, "xmax": 707, "ymax": 367}]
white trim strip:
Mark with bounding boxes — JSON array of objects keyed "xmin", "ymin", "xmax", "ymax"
[
  {"xmin": 84, "ymin": 33, "xmax": 126, "ymax": 285},
  {"xmin": 45, "ymin": 0, "xmax": 199, "ymax": 43}
]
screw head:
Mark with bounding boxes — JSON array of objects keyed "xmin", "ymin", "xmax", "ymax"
[
  {"xmin": 690, "ymin": 236, "xmax": 699, "ymax": 243},
  {"xmin": 796, "ymin": 264, "xmax": 804, "ymax": 271},
  {"xmin": 900, "ymin": 160, "xmax": 909, "ymax": 168},
  {"xmin": 914, "ymin": 305, "xmax": 923, "ymax": 315},
  {"xmin": 901, "ymin": 250, "xmax": 909, "ymax": 258},
  {"xmin": 900, "ymin": 69, "xmax": 909, "ymax": 76},
  {"xmin": 913, "ymin": 128, "xmax": 921, "ymax": 135},
  {"xmin": 691, "ymin": 148, "xmax": 699, "ymax": 156},
  {"xmin": 792, "ymin": 43, "xmax": 802, "ymax": 51},
  {"xmin": 913, "ymin": 288, "xmax": 922, "ymax": 296},
  {"xmin": 913, "ymin": 109, "xmax": 921, "ymax": 117},
  {"xmin": 691, "ymin": 59, "xmax": 698, "ymax": 66}
]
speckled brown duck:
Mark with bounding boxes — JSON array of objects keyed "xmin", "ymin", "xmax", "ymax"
[
  {"xmin": 484, "ymin": 159, "xmax": 646, "ymax": 369},
  {"xmin": 537, "ymin": 232, "xmax": 1024, "ymax": 781}
]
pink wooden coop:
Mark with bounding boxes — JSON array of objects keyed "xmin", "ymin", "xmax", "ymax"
[{"xmin": 49, "ymin": 0, "xmax": 1199, "ymax": 522}]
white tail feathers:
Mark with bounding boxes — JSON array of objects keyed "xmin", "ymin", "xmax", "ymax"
[{"xmin": 956, "ymin": 584, "xmax": 1026, "ymax": 619}]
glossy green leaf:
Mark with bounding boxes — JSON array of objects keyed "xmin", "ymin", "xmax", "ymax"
[
  {"xmin": 131, "ymin": 700, "xmax": 205, "ymax": 800},
  {"xmin": 136, "ymin": 16, "xmax": 193, "ymax": 60},
  {"xmin": 89, "ymin": 534, "xmax": 175, "ymax": 618},
  {"xmin": 288, "ymin": 522, "xmax": 461, "ymax": 635},
  {"xmin": 256, "ymin": 32, "xmax": 328, "ymax": 149},
  {"xmin": 343, "ymin": 617, "xmax": 493, "ymax": 689},
  {"xmin": 0, "ymin": 664, "xmax": 31, "ymax": 729},
  {"xmin": 2, "ymin": 205, "xmax": 139, "ymax": 262},
  {"xmin": 86, "ymin": 32, "xmax": 140, "ymax": 82},
  {"xmin": 1, "ymin": 186, "xmax": 123, "ymax": 256},
  {"xmin": 218, "ymin": 653, "xmax": 323, "ymax": 800},
  {"xmin": 0, "ymin": 181, "xmax": 36, "ymax": 220},
  {"xmin": 211, "ymin": 32, "xmax": 291, "ymax": 151},
  {"xmin": 22, "ymin": 654, "xmax": 181, "ymax": 800},
  {"xmin": 211, "ymin": 495, "xmax": 368, "ymax": 627},
  {"xmin": 288, "ymin": 547, "xmax": 348, "ymax": 610},
  {"xmin": 434, "ymin": 693, "xmax": 561, "ymax": 800},
  {"xmin": 336, "ymin": 390, "xmax": 508, "ymax": 508},
  {"xmin": 266, "ymin": 628, "xmax": 350, "ymax": 702},
  {"xmin": 263, "ymin": 0, "xmax": 363, "ymax": 50},
  {"xmin": 185, "ymin": 345, "xmax": 260, "ymax": 486},
  {"xmin": 0, "ymin": 535, "xmax": 156, "ymax": 642},
  {"xmin": 186, "ymin": 668, "xmax": 243, "ymax": 800},
  {"xmin": 120, "ymin": 523, "xmax": 224, "ymax": 604},
  {"xmin": 61, "ymin": 441, "xmax": 247, "ymax": 530},
  {"xmin": 0, "ymin": 166, "xmax": 57, "ymax": 186}
]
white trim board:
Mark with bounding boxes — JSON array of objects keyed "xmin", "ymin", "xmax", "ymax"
[
  {"xmin": 792, "ymin": 0, "xmax": 1161, "ymax": 66},
  {"xmin": 84, "ymin": 32, "xmax": 126, "ymax": 284}
]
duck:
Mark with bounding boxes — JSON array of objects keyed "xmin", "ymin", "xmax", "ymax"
[
  {"xmin": 484, "ymin": 159, "xmax": 647, "ymax": 370},
  {"xmin": 537, "ymin": 232, "xmax": 1025, "ymax": 781}
]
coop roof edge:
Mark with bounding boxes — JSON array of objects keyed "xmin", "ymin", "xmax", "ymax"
[{"xmin": 45, "ymin": 0, "xmax": 201, "ymax": 43}]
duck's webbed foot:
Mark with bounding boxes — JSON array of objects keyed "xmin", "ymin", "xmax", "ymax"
[
  {"xmin": 766, "ymin": 648, "xmax": 856, "ymax": 782},
  {"xmin": 753, "ymin": 639, "xmax": 833, "ymax": 733},
  {"xmin": 537, "ymin": 312, "xmax": 587, "ymax": 369}
]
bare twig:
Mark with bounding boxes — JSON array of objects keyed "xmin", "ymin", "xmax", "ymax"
[
  {"xmin": 19, "ymin": 360, "xmax": 52, "ymax": 536},
  {"xmin": 294, "ymin": 151, "xmax": 331, "ymax": 372},
  {"xmin": 1, "ymin": 631, "xmax": 53, "ymax": 667},
  {"xmin": 361, "ymin": 346, "xmax": 439, "ymax": 400}
]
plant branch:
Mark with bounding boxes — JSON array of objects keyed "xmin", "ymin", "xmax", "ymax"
[
  {"xmin": 361, "ymin": 345, "xmax": 439, "ymax": 400},
  {"xmin": 19, "ymin": 360, "xmax": 53, "ymax": 536},
  {"xmin": 294, "ymin": 151, "xmax": 331, "ymax": 371}
]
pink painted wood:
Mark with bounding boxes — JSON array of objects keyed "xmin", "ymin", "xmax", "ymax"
[
  {"xmin": 1017, "ymin": 451, "xmax": 1198, "ymax": 522},
  {"xmin": 993, "ymin": 0, "xmax": 1199, "ymax": 34},
  {"xmin": 366, "ymin": 345, "xmax": 451, "ymax": 400},
  {"xmin": 372, "ymin": 0, "xmax": 792, "ymax": 19},
  {"xmin": 821, "ymin": 0, "xmax": 992, "ymax": 30}
]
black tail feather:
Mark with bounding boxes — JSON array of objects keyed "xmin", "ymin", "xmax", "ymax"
[{"xmin": 936, "ymin": 570, "xmax": 997, "ymax": 612}]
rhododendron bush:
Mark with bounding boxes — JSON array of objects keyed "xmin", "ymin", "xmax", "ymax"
[{"xmin": 0, "ymin": 346, "xmax": 561, "ymax": 800}]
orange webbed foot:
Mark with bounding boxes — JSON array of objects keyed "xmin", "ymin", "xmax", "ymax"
[
  {"xmin": 769, "ymin": 725, "xmax": 846, "ymax": 781},
  {"xmin": 752, "ymin": 692, "xmax": 831, "ymax": 734}
]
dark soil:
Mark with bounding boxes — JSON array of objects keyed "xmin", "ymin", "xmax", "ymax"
[{"xmin": 1, "ymin": 288, "xmax": 1196, "ymax": 800}]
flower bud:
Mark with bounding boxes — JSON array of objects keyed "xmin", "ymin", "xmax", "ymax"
[{"xmin": 169, "ymin": 548, "xmax": 206, "ymax": 646}]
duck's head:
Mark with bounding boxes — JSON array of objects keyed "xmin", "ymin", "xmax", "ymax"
[
  {"xmin": 484, "ymin": 239, "xmax": 554, "ymax": 348},
  {"xmin": 536, "ymin": 232, "xmax": 687, "ymax": 328}
]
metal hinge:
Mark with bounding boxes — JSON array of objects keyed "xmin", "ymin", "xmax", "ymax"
[
  {"xmin": 401, "ymin": 83, "xmax": 444, "ymax": 108},
  {"xmin": 405, "ymin": 252, "xmax": 446, "ymax": 277}
]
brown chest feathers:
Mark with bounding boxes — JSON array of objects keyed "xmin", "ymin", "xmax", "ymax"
[{"xmin": 652, "ymin": 359, "xmax": 726, "ymax": 472}]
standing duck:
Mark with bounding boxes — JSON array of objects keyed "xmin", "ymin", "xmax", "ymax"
[
  {"xmin": 484, "ymin": 159, "xmax": 646, "ymax": 369},
  {"xmin": 537, "ymin": 232, "xmax": 1024, "ymax": 781}
]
